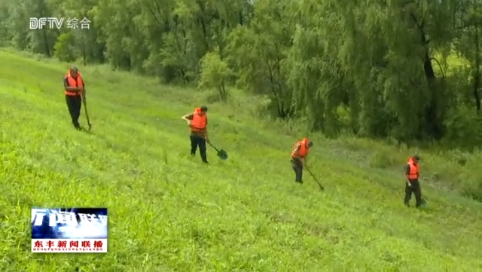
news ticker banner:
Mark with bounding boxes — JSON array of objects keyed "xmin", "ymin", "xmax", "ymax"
[{"xmin": 31, "ymin": 208, "xmax": 108, "ymax": 253}]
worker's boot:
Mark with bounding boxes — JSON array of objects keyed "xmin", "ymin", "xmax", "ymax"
[{"xmin": 73, "ymin": 122, "xmax": 81, "ymax": 130}]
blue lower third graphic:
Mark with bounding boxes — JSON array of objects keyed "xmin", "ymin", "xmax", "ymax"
[{"xmin": 31, "ymin": 208, "xmax": 108, "ymax": 239}]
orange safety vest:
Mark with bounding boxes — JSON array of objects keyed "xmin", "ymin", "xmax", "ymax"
[
  {"xmin": 65, "ymin": 72, "xmax": 84, "ymax": 96},
  {"xmin": 190, "ymin": 107, "xmax": 207, "ymax": 132},
  {"xmin": 291, "ymin": 138, "xmax": 310, "ymax": 159},
  {"xmin": 407, "ymin": 158, "xmax": 419, "ymax": 180}
]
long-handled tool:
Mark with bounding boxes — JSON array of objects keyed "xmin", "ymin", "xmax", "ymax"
[
  {"xmin": 306, "ymin": 168, "xmax": 324, "ymax": 191},
  {"xmin": 208, "ymin": 142, "xmax": 228, "ymax": 160},
  {"xmin": 421, "ymin": 189, "xmax": 428, "ymax": 207},
  {"xmin": 81, "ymin": 93, "xmax": 92, "ymax": 130}
]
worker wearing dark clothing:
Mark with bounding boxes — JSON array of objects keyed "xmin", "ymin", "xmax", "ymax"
[
  {"xmin": 290, "ymin": 138, "xmax": 313, "ymax": 184},
  {"xmin": 404, "ymin": 155, "xmax": 424, "ymax": 207},
  {"xmin": 182, "ymin": 106, "xmax": 209, "ymax": 163},
  {"xmin": 64, "ymin": 66, "xmax": 85, "ymax": 130}
]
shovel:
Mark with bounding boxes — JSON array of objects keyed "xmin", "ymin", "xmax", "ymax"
[
  {"xmin": 208, "ymin": 142, "xmax": 228, "ymax": 160},
  {"xmin": 306, "ymin": 168, "xmax": 325, "ymax": 191},
  {"xmin": 81, "ymin": 93, "xmax": 92, "ymax": 131}
]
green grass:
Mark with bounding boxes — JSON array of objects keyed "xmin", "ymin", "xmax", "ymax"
[{"xmin": 1, "ymin": 48, "xmax": 482, "ymax": 271}]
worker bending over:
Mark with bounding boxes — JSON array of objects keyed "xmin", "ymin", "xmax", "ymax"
[{"xmin": 290, "ymin": 138, "xmax": 313, "ymax": 184}]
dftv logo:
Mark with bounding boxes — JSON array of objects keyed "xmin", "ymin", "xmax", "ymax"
[{"xmin": 29, "ymin": 17, "xmax": 64, "ymax": 29}]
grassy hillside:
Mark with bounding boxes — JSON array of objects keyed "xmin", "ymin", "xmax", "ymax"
[{"xmin": 1, "ymin": 48, "xmax": 481, "ymax": 271}]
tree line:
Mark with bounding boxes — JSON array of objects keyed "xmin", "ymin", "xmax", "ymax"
[{"xmin": 1, "ymin": 0, "xmax": 482, "ymax": 149}]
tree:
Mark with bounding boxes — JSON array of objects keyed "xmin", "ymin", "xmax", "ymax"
[{"xmin": 198, "ymin": 48, "xmax": 231, "ymax": 102}]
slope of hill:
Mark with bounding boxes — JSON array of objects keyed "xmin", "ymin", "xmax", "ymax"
[{"xmin": 1, "ymin": 49, "xmax": 481, "ymax": 271}]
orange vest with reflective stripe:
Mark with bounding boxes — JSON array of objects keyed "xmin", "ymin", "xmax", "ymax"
[
  {"xmin": 65, "ymin": 72, "xmax": 84, "ymax": 96},
  {"xmin": 407, "ymin": 158, "xmax": 419, "ymax": 179},
  {"xmin": 291, "ymin": 138, "xmax": 310, "ymax": 158},
  {"xmin": 190, "ymin": 108, "xmax": 207, "ymax": 132}
]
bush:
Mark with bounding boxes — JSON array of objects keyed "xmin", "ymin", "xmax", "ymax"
[
  {"xmin": 442, "ymin": 105, "xmax": 482, "ymax": 150},
  {"xmin": 53, "ymin": 33, "xmax": 76, "ymax": 62}
]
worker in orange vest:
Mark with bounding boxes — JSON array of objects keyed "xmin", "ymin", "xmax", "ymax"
[
  {"xmin": 181, "ymin": 106, "xmax": 210, "ymax": 163},
  {"xmin": 404, "ymin": 155, "xmax": 423, "ymax": 207},
  {"xmin": 64, "ymin": 66, "xmax": 85, "ymax": 130},
  {"xmin": 290, "ymin": 138, "xmax": 313, "ymax": 184}
]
